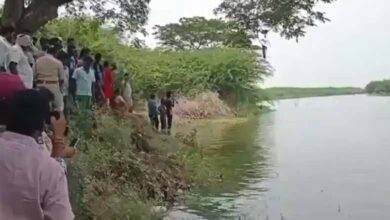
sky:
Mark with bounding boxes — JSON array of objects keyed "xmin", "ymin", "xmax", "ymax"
[
  {"xmin": 2, "ymin": 0, "xmax": 389, "ymax": 87},
  {"xmin": 144, "ymin": 0, "xmax": 390, "ymax": 87}
]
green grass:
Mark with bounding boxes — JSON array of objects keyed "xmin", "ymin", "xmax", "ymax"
[{"xmin": 265, "ymin": 87, "xmax": 365, "ymax": 100}]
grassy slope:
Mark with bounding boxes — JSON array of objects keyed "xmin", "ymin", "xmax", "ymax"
[
  {"xmin": 67, "ymin": 111, "xmax": 212, "ymax": 220},
  {"xmin": 265, "ymin": 87, "xmax": 365, "ymax": 100}
]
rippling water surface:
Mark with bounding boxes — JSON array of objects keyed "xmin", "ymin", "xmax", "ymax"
[{"xmin": 168, "ymin": 95, "xmax": 390, "ymax": 220}]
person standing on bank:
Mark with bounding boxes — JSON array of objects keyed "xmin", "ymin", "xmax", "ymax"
[
  {"xmin": 93, "ymin": 53, "xmax": 105, "ymax": 104},
  {"xmin": 58, "ymin": 51, "xmax": 71, "ymax": 117},
  {"xmin": 0, "ymin": 26, "xmax": 15, "ymax": 72},
  {"xmin": 103, "ymin": 61, "xmax": 115, "ymax": 105},
  {"xmin": 0, "ymin": 90, "xmax": 74, "ymax": 220},
  {"xmin": 148, "ymin": 94, "xmax": 159, "ymax": 130},
  {"xmin": 8, "ymin": 34, "xmax": 34, "ymax": 89},
  {"xmin": 35, "ymin": 46, "xmax": 66, "ymax": 112},
  {"xmin": 72, "ymin": 56, "xmax": 95, "ymax": 111},
  {"xmin": 159, "ymin": 95, "xmax": 167, "ymax": 133},
  {"xmin": 162, "ymin": 91, "xmax": 175, "ymax": 133}
]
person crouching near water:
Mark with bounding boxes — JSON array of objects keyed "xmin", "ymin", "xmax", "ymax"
[{"xmin": 148, "ymin": 94, "xmax": 159, "ymax": 130}]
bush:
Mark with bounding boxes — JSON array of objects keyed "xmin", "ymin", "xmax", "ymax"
[
  {"xmin": 38, "ymin": 18, "xmax": 271, "ymax": 110},
  {"xmin": 365, "ymin": 80, "xmax": 390, "ymax": 94},
  {"xmin": 68, "ymin": 112, "xmax": 193, "ymax": 219}
]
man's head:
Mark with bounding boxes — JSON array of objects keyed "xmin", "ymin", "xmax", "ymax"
[
  {"xmin": 0, "ymin": 73, "xmax": 26, "ymax": 125},
  {"xmin": 36, "ymin": 86, "xmax": 55, "ymax": 105},
  {"xmin": 83, "ymin": 55, "xmax": 93, "ymax": 71},
  {"xmin": 67, "ymin": 45, "xmax": 77, "ymax": 57},
  {"xmin": 32, "ymin": 37, "xmax": 38, "ymax": 46},
  {"xmin": 16, "ymin": 34, "xmax": 33, "ymax": 50},
  {"xmin": 0, "ymin": 26, "xmax": 16, "ymax": 44},
  {"xmin": 49, "ymin": 37, "xmax": 63, "ymax": 50},
  {"xmin": 7, "ymin": 90, "xmax": 51, "ymax": 137},
  {"xmin": 79, "ymin": 48, "xmax": 91, "ymax": 58},
  {"xmin": 104, "ymin": 61, "xmax": 110, "ymax": 68},
  {"xmin": 167, "ymin": 91, "xmax": 172, "ymax": 98},
  {"xmin": 67, "ymin": 38, "xmax": 75, "ymax": 47},
  {"xmin": 150, "ymin": 94, "xmax": 156, "ymax": 99},
  {"xmin": 40, "ymin": 37, "xmax": 49, "ymax": 51},
  {"xmin": 111, "ymin": 63, "xmax": 117, "ymax": 71},
  {"xmin": 36, "ymin": 87, "xmax": 57, "ymax": 122},
  {"xmin": 47, "ymin": 45, "xmax": 58, "ymax": 56},
  {"xmin": 95, "ymin": 53, "xmax": 102, "ymax": 63},
  {"xmin": 58, "ymin": 50, "xmax": 70, "ymax": 66}
]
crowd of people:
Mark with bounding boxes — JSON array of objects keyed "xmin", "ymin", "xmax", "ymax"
[
  {"xmin": 0, "ymin": 25, "xmax": 163, "ymax": 219},
  {"xmin": 0, "ymin": 26, "xmax": 177, "ymax": 219},
  {"xmin": 0, "ymin": 27, "xmax": 125, "ymax": 115}
]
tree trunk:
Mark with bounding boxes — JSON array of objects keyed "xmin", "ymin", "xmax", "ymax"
[
  {"xmin": 1, "ymin": 0, "xmax": 73, "ymax": 33},
  {"xmin": 1, "ymin": 0, "xmax": 24, "ymax": 28}
]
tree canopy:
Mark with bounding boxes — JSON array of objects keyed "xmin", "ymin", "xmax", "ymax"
[
  {"xmin": 215, "ymin": 0, "xmax": 336, "ymax": 40},
  {"xmin": 153, "ymin": 16, "xmax": 255, "ymax": 50},
  {"xmin": 365, "ymin": 80, "xmax": 390, "ymax": 94},
  {"xmin": 0, "ymin": 0, "xmax": 151, "ymax": 33}
]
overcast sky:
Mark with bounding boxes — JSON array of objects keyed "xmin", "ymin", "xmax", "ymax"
[
  {"xmin": 144, "ymin": 0, "xmax": 390, "ymax": 87},
  {"xmin": 2, "ymin": 0, "xmax": 388, "ymax": 87}
]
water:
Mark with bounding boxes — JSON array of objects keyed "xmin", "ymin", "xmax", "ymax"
[{"xmin": 168, "ymin": 95, "xmax": 390, "ymax": 220}]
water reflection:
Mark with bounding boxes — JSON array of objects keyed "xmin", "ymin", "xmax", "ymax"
[
  {"xmin": 169, "ymin": 95, "xmax": 390, "ymax": 220},
  {"xmin": 170, "ymin": 117, "xmax": 275, "ymax": 219}
]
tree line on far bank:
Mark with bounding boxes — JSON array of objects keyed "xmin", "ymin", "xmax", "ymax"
[{"xmin": 365, "ymin": 80, "xmax": 390, "ymax": 95}]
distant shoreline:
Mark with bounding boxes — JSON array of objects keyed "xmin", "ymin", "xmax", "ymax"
[{"xmin": 265, "ymin": 87, "xmax": 365, "ymax": 100}]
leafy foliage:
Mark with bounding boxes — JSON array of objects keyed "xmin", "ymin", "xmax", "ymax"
[
  {"xmin": 215, "ymin": 0, "xmax": 336, "ymax": 40},
  {"xmin": 65, "ymin": 0, "xmax": 150, "ymax": 34},
  {"xmin": 365, "ymin": 80, "xmax": 390, "ymax": 94},
  {"xmin": 68, "ymin": 112, "xmax": 189, "ymax": 219},
  {"xmin": 0, "ymin": 0, "xmax": 150, "ymax": 33},
  {"xmin": 41, "ymin": 18, "xmax": 271, "ymax": 108},
  {"xmin": 154, "ymin": 16, "xmax": 255, "ymax": 50}
]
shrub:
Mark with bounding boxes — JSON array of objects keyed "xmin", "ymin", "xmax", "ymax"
[{"xmin": 39, "ymin": 18, "xmax": 271, "ymax": 110}]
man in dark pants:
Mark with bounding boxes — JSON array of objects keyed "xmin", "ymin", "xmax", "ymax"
[
  {"xmin": 148, "ymin": 94, "xmax": 159, "ymax": 130},
  {"xmin": 163, "ymin": 91, "xmax": 175, "ymax": 133},
  {"xmin": 159, "ymin": 96, "xmax": 167, "ymax": 133}
]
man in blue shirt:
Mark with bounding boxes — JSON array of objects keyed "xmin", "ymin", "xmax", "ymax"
[{"xmin": 148, "ymin": 94, "xmax": 159, "ymax": 130}]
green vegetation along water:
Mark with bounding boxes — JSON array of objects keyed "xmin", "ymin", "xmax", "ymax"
[
  {"xmin": 265, "ymin": 87, "xmax": 365, "ymax": 100},
  {"xmin": 167, "ymin": 95, "xmax": 390, "ymax": 220},
  {"xmin": 39, "ymin": 18, "xmax": 269, "ymax": 110},
  {"xmin": 365, "ymin": 80, "xmax": 390, "ymax": 95}
]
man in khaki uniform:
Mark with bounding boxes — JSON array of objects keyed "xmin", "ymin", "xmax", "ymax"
[{"xmin": 35, "ymin": 46, "xmax": 65, "ymax": 111}]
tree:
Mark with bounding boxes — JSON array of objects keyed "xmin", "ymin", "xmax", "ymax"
[
  {"xmin": 153, "ymin": 16, "xmax": 255, "ymax": 50},
  {"xmin": 215, "ymin": 0, "xmax": 336, "ymax": 40},
  {"xmin": 365, "ymin": 80, "xmax": 390, "ymax": 94},
  {"xmin": 0, "ymin": 0, "xmax": 151, "ymax": 33}
]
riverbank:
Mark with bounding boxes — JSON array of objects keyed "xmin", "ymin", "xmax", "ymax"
[
  {"xmin": 68, "ymin": 94, "xmax": 241, "ymax": 219},
  {"xmin": 265, "ymin": 87, "xmax": 365, "ymax": 100},
  {"xmin": 67, "ymin": 110, "xmax": 213, "ymax": 220},
  {"xmin": 41, "ymin": 18, "xmax": 269, "ymax": 219}
]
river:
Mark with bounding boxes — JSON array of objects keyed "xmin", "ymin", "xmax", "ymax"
[{"xmin": 167, "ymin": 95, "xmax": 390, "ymax": 220}]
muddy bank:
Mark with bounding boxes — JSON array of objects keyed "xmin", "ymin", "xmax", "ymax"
[
  {"xmin": 68, "ymin": 112, "xmax": 195, "ymax": 220},
  {"xmin": 136, "ymin": 91, "xmax": 236, "ymax": 121}
]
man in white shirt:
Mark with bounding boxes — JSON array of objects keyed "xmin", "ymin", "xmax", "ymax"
[
  {"xmin": 0, "ymin": 26, "xmax": 15, "ymax": 71},
  {"xmin": 72, "ymin": 56, "xmax": 95, "ymax": 110},
  {"xmin": 8, "ymin": 34, "xmax": 34, "ymax": 89}
]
